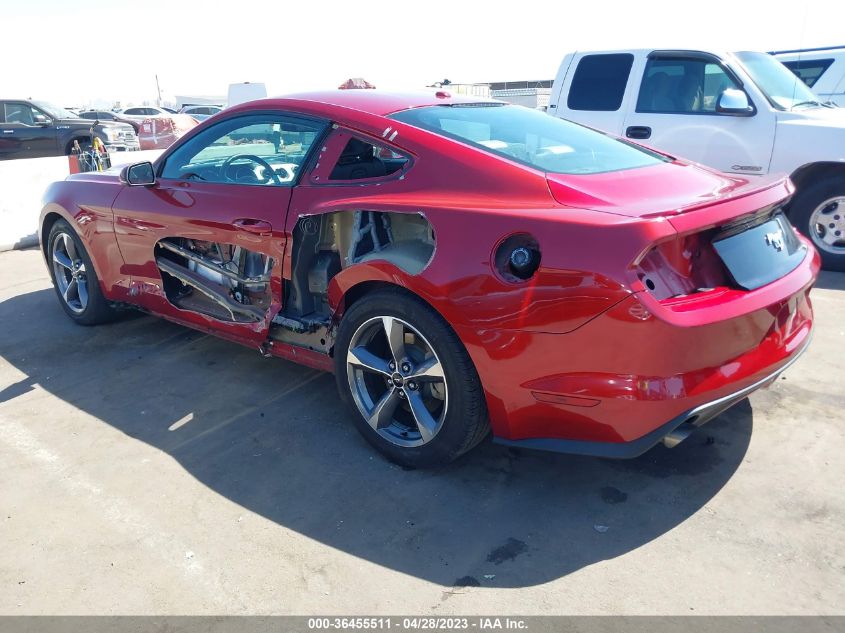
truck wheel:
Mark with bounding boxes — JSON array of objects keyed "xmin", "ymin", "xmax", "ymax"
[
  {"xmin": 334, "ymin": 288, "xmax": 490, "ymax": 468},
  {"xmin": 65, "ymin": 137, "xmax": 91, "ymax": 155},
  {"xmin": 47, "ymin": 219, "xmax": 117, "ymax": 325},
  {"xmin": 790, "ymin": 176, "xmax": 845, "ymax": 271}
]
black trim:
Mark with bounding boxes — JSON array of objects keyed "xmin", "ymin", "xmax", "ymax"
[{"xmin": 493, "ymin": 336, "xmax": 811, "ymax": 459}]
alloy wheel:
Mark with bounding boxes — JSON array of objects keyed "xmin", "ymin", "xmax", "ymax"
[
  {"xmin": 51, "ymin": 232, "xmax": 89, "ymax": 314},
  {"xmin": 346, "ymin": 316, "xmax": 448, "ymax": 447}
]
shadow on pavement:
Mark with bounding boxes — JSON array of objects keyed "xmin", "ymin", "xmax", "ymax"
[
  {"xmin": 0, "ymin": 288, "xmax": 753, "ymax": 588},
  {"xmin": 814, "ymin": 270, "xmax": 845, "ymax": 291}
]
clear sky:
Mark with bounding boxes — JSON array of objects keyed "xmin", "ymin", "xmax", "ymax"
[{"xmin": 3, "ymin": 0, "xmax": 843, "ymax": 107}]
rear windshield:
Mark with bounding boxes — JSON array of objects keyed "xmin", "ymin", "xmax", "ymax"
[{"xmin": 389, "ymin": 104, "xmax": 668, "ymax": 175}]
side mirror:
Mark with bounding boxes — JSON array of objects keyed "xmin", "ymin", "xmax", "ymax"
[
  {"xmin": 121, "ymin": 161, "xmax": 156, "ymax": 186},
  {"xmin": 34, "ymin": 114, "xmax": 51, "ymax": 126},
  {"xmin": 716, "ymin": 89, "xmax": 754, "ymax": 116}
]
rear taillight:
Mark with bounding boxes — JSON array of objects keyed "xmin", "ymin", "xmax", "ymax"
[
  {"xmin": 633, "ymin": 203, "xmax": 785, "ymax": 302},
  {"xmin": 635, "ymin": 230, "xmax": 730, "ymax": 301}
]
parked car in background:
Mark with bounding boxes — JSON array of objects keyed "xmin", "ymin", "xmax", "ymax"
[
  {"xmin": 772, "ymin": 46, "xmax": 845, "ymax": 106},
  {"xmin": 136, "ymin": 114, "xmax": 198, "ymax": 150},
  {"xmin": 179, "ymin": 105, "xmax": 223, "ymax": 121},
  {"xmin": 549, "ymin": 48, "xmax": 845, "ymax": 270},
  {"xmin": 38, "ymin": 91, "xmax": 817, "ymax": 467},
  {"xmin": 120, "ymin": 106, "xmax": 172, "ymax": 120},
  {"xmin": 79, "ymin": 109, "xmax": 142, "ymax": 133},
  {"xmin": 1, "ymin": 99, "xmax": 139, "ymax": 159}
]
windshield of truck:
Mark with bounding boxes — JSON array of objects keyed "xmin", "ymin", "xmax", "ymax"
[
  {"xmin": 735, "ymin": 51, "xmax": 820, "ymax": 110},
  {"xmin": 33, "ymin": 101, "xmax": 79, "ymax": 120},
  {"xmin": 389, "ymin": 104, "xmax": 668, "ymax": 175}
]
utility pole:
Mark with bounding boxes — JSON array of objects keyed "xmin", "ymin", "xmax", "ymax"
[{"xmin": 155, "ymin": 74, "xmax": 162, "ymax": 107}]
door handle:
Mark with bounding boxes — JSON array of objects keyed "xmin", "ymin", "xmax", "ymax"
[
  {"xmin": 232, "ymin": 218, "xmax": 273, "ymax": 236},
  {"xmin": 626, "ymin": 126, "xmax": 652, "ymax": 140}
]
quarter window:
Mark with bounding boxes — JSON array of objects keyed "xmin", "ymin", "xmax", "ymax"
[
  {"xmin": 328, "ymin": 136, "xmax": 409, "ymax": 181},
  {"xmin": 161, "ymin": 113, "xmax": 326, "ymax": 186},
  {"xmin": 567, "ymin": 53, "xmax": 634, "ymax": 111},
  {"xmin": 637, "ymin": 58, "xmax": 741, "ymax": 113}
]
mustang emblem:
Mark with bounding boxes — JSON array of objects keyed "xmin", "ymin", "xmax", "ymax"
[{"xmin": 765, "ymin": 229, "xmax": 785, "ymax": 252}]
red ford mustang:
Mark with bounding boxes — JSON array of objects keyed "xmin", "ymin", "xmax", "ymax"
[{"xmin": 38, "ymin": 91, "xmax": 819, "ymax": 467}]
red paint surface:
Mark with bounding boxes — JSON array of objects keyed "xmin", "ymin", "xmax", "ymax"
[{"xmin": 39, "ymin": 91, "xmax": 819, "ymax": 451}]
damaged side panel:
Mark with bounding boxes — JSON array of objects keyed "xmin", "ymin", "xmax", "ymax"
[
  {"xmin": 155, "ymin": 238, "xmax": 274, "ymax": 323},
  {"xmin": 270, "ymin": 210, "xmax": 436, "ymax": 353}
]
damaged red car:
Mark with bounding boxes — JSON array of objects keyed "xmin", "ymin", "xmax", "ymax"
[{"xmin": 39, "ymin": 91, "xmax": 819, "ymax": 467}]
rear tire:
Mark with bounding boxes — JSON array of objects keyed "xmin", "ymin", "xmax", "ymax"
[
  {"xmin": 47, "ymin": 219, "xmax": 117, "ymax": 325},
  {"xmin": 334, "ymin": 288, "xmax": 489, "ymax": 468},
  {"xmin": 789, "ymin": 176, "xmax": 845, "ymax": 271}
]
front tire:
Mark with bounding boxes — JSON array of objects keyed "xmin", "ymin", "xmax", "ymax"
[
  {"xmin": 789, "ymin": 176, "xmax": 845, "ymax": 271},
  {"xmin": 334, "ymin": 288, "xmax": 489, "ymax": 468},
  {"xmin": 47, "ymin": 219, "xmax": 117, "ymax": 325}
]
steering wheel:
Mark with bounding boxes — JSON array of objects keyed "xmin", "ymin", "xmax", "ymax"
[{"xmin": 221, "ymin": 154, "xmax": 282, "ymax": 185}]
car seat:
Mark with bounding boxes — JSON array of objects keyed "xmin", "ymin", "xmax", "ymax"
[{"xmin": 330, "ymin": 138, "xmax": 387, "ymax": 180}]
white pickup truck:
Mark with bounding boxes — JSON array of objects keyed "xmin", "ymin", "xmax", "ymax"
[{"xmin": 548, "ymin": 49, "xmax": 845, "ymax": 270}]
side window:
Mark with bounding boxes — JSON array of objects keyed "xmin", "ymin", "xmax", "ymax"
[
  {"xmin": 161, "ymin": 113, "xmax": 326, "ymax": 186},
  {"xmin": 3, "ymin": 103, "xmax": 40, "ymax": 125},
  {"xmin": 567, "ymin": 53, "xmax": 634, "ymax": 111},
  {"xmin": 328, "ymin": 136, "xmax": 409, "ymax": 181},
  {"xmin": 781, "ymin": 59, "xmax": 834, "ymax": 88},
  {"xmin": 637, "ymin": 58, "xmax": 741, "ymax": 113}
]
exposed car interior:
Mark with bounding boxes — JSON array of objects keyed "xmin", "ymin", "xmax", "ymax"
[
  {"xmin": 153, "ymin": 117, "xmax": 428, "ymax": 353},
  {"xmin": 154, "ymin": 208, "xmax": 436, "ymax": 355}
]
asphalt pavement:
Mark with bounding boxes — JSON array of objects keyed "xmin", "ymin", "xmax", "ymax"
[{"xmin": 1, "ymin": 248, "xmax": 842, "ymax": 614}]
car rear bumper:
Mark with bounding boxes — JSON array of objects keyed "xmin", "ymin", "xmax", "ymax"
[
  {"xmin": 460, "ymin": 243, "xmax": 819, "ymax": 457},
  {"xmin": 492, "ymin": 332, "xmax": 811, "ymax": 458}
]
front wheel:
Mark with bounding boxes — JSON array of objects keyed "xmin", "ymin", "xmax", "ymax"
[
  {"xmin": 47, "ymin": 219, "xmax": 117, "ymax": 325},
  {"xmin": 334, "ymin": 288, "xmax": 489, "ymax": 468},
  {"xmin": 789, "ymin": 176, "xmax": 845, "ymax": 271}
]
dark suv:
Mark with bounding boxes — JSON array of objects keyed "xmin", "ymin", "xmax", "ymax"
[{"xmin": 0, "ymin": 99, "xmax": 140, "ymax": 160}]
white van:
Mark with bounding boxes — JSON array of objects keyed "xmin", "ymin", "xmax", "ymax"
[
  {"xmin": 226, "ymin": 82, "xmax": 268, "ymax": 108},
  {"xmin": 549, "ymin": 49, "xmax": 845, "ymax": 270},
  {"xmin": 772, "ymin": 46, "xmax": 845, "ymax": 107}
]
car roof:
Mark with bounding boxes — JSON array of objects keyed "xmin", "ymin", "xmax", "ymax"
[{"xmin": 239, "ymin": 90, "xmax": 502, "ymax": 118}]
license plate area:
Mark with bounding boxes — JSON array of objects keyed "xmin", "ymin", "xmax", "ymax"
[{"xmin": 712, "ymin": 214, "xmax": 806, "ymax": 290}]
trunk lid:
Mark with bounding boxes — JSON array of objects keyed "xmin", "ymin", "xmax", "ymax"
[{"xmin": 546, "ymin": 160, "xmax": 786, "ymax": 219}]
